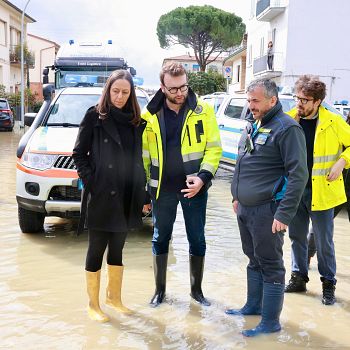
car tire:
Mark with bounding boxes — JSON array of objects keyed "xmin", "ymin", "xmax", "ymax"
[{"xmin": 18, "ymin": 206, "xmax": 45, "ymax": 233}]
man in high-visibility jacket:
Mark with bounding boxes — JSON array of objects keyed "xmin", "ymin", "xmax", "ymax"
[
  {"xmin": 142, "ymin": 62, "xmax": 222, "ymax": 307},
  {"xmin": 285, "ymin": 75, "xmax": 350, "ymax": 305}
]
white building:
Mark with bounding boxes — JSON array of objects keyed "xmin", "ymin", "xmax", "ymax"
[
  {"xmin": 232, "ymin": 0, "xmax": 350, "ymax": 103},
  {"xmin": 27, "ymin": 33, "xmax": 59, "ymax": 100},
  {"xmin": 0, "ymin": 0, "xmax": 35, "ymax": 92}
]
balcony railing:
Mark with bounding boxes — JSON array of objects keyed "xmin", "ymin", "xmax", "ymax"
[
  {"xmin": 256, "ymin": 0, "xmax": 286, "ymax": 21},
  {"xmin": 9, "ymin": 44, "xmax": 35, "ymax": 68},
  {"xmin": 253, "ymin": 52, "xmax": 283, "ymax": 78}
]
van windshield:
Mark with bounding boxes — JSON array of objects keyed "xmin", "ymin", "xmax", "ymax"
[
  {"xmin": 45, "ymin": 93, "xmax": 148, "ymax": 126},
  {"xmin": 45, "ymin": 94, "xmax": 100, "ymax": 126},
  {"xmin": 56, "ymin": 71, "xmax": 111, "ymax": 88}
]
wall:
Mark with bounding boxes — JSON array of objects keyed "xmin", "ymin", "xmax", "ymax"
[{"xmin": 27, "ymin": 35, "xmax": 56, "ymax": 84}]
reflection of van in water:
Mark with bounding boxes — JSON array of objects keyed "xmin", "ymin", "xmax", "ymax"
[
  {"xmin": 214, "ymin": 93, "xmax": 343, "ymax": 165},
  {"xmin": 16, "ymin": 86, "xmax": 149, "ymax": 234}
]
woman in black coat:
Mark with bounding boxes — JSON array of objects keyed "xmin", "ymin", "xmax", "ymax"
[{"xmin": 72, "ymin": 70, "xmax": 146, "ymax": 322}]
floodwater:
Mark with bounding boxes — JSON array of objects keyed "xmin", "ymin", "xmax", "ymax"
[{"xmin": 1, "ymin": 125, "xmax": 350, "ymax": 350}]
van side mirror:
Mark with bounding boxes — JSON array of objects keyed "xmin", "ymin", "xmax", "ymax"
[
  {"xmin": 43, "ymin": 68, "xmax": 49, "ymax": 84},
  {"xmin": 129, "ymin": 67, "xmax": 136, "ymax": 76}
]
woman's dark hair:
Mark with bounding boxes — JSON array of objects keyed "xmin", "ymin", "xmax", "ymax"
[{"xmin": 97, "ymin": 69, "xmax": 141, "ymax": 126}]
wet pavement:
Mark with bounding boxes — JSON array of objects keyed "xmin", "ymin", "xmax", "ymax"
[{"xmin": 0, "ymin": 125, "xmax": 350, "ymax": 350}]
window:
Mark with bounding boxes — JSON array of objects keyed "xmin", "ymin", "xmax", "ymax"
[
  {"xmin": 0, "ymin": 20, "xmax": 7, "ymax": 46},
  {"xmin": 192, "ymin": 64, "xmax": 200, "ymax": 72},
  {"xmin": 260, "ymin": 37, "xmax": 265, "ymax": 57},
  {"xmin": 237, "ymin": 65, "xmax": 241, "ymax": 83},
  {"xmin": 224, "ymin": 98, "xmax": 246, "ymax": 119}
]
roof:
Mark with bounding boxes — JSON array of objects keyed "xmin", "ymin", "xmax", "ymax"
[
  {"xmin": 2, "ymin": 0, "xmax": 36, "ymax": 22},
  {"xmin": 28, "ymin": 33, "xmax": 60, "ymax": 48}
]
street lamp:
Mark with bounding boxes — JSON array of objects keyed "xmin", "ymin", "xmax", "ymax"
[{"xmin": 20, "ymin": 0, "xmax": 31, "ymax": 128}]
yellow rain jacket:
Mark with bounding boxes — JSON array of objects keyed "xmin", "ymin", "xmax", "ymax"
[
  {"xmin": 288, "ymin": 106, "xmax": 350, "ymax": 210},
  {"xmin": 142, "ymin": 89, "xmax": 222, "ymax": 199}
]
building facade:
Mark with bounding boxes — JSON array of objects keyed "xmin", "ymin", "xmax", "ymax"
[
  {"xmin": 27, "ymin": 33, "xmax": 59, "ymax": 100},
  {"xmin": 0, "ymin": 0, "xmax": 35, "ymax": 92},
  {"xmin": 240, "ymin": 0, "xmax": 350, "ymax": 103}
]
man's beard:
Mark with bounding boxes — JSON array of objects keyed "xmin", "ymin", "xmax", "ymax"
[{"xmin": 165, "ymin": 91, "xmax": 187, "ymax": 105}]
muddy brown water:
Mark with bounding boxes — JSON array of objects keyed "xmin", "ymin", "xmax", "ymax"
[{"xmin": 0, "ymin": 125, "xmax": 349, "ymax": 349}]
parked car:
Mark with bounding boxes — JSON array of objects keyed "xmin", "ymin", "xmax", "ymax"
[
  {"xmin": 333, "ymin": 101, "xmax": 350, "ymax": 119},
  {"xmin": 214, "ymin": 92, "xmax": 343, "ymax": 165},
  {"xmin": 0, "ymin": 98, "xmax": 14, "ymax": 131},
  {"xmin": 16, "ymin": 86, "xmax": 150, "ymax": 233},
  {"xmin": 201, "ymin": 92, "xmax": 228, "ymax": 113}
]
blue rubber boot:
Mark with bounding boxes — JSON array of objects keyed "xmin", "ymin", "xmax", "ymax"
[
  {"xmin": 242, "ymin": 282, "xmax": 284, "ymax": 337},
  {"xmin": 225, "ymin": 268, "xmax": 262, "ymax": 315}
]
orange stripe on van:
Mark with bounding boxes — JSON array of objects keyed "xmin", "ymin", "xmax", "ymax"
[{"xmin": 16, "ymin": 162, "xmax": 78, "ymax": 178}]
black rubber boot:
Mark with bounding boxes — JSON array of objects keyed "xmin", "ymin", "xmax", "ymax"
[
  {"xmin": 284, "ymin": 272, "xmax": 308, "ymax": 293},
  {"xmin": 189, "ymin": 255, "xmax": 210, "ymax": 306},
  {"xmin": 150, "ymin": 253, "xmax": 168, "ymax": 307},
  {"xmin": 321, "ymin": 278, "xmax": 336, "ymax": 305}
]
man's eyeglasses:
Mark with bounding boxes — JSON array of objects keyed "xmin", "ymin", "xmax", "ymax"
[
  {"xmin": 165, "ymin": 84, "xmax": 189, "ymax": 94},
  {"xmin": 293, "ymin": 95, "xmax": 314, "ymax": 105}
]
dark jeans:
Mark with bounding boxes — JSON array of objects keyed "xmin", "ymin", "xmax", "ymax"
[
  {"xmin": 237, "ymin": 201, "xmax": 285, "ymax": 284},
  {"xmin": 289, "ymin": 187, "xmax": 336, "ymax": 283},
  {"xmin": 151, "ymin": 190, "xmax": 208, "ymax": 256},
  {"xmin": 86, "ymin": 229, "xmax": 127, "ymax": 272}
]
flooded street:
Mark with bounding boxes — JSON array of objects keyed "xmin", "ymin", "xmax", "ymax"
[{"xmin": 1, "ymin": 126, "xmax": 350, "ymax": 350}]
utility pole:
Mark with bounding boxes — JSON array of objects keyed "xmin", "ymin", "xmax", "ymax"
[{"xmin": 20, "ymin": 0, "xmax": 31, "ymax": 128}]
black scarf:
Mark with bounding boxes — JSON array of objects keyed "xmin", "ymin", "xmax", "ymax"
[{"xmin": 109, "ymin": 106, "xmax": 134, "ymax": 126}]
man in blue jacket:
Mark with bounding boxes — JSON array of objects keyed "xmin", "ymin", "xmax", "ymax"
[{"xmin": 227, "ymin": 78, "xmax": 308, "ymax": 337}]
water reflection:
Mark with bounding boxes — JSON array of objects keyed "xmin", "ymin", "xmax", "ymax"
[{"xmin": 0, "ymin": 127, "xmax": 349, "ymax": 349}]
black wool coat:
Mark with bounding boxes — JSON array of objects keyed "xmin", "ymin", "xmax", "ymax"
[{"xmin": 72, "ymin": 106, "xmax": 146, "ymax": 233}]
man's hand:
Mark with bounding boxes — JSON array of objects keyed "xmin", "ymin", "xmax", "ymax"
[
  {"xmin": 142, "ymin": 203, "xmax": 152, "ymax": 214},
  {"xmin": 181, "ymin": 176, "xmax": 204, "ymax": 198},
  {"xmin": 272, "ymin": 219, "xmax": 288, "ymax": 234},
  {"xmin": 327, "ymin": 158, "xmax": 346, "ymax": 182},
  {"xmin": 233, "ymin": 200, "xmax": 239, "ymax": 214}
]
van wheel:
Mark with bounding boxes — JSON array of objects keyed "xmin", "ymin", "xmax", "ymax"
[{"xmin": 18, "ymin": 207, "xmax": 45, "ymax": 233}]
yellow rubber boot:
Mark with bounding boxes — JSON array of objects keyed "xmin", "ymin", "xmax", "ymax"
[
  {"xmin": 86, "ymin": 270, "xmax": 110, "ymax": 322},
  {"xmin": 106, "ymin": 265, "xmax": 131, "ymax": 313}
]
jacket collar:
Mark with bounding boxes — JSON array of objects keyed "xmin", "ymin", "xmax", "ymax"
[
  {"xmin": 260, "ymin": 100, "xmax": 283, "ymax": 126},
  {"xmin": 146, "ymin": 87, "xmax": 197, "ymax": 115}
]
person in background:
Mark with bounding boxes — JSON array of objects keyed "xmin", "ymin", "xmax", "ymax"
[
  {"xmin": 72, "ymin": 70, "xmax": 146, "ymax": 322},
  {"xmin": 229, "ymin": 78, "xmax": 307, "ymax": 337},
  {"xmin": 142, "ymin": 62, "xmax": 222, "ymax": 308},
  {"xmin": 307, "ymin": 109, "xmax": 350, "ymax": 265},
  {"xmin": 285, "ymin": 75, "xmax": 350, "ymax": 305},
  {"xmin": 267, "ymin": 41, "xmax": 274, "ymax": 71}
]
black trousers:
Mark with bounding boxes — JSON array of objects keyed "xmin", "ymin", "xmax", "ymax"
[{"xmin": 86, "ymin": 229, "xmax": 127, "ymax": 272}]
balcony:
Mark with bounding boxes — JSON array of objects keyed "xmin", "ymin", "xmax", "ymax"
[
  {"xmin": 9, "ymin": 44, "xmax": 35, "ymax": 68},
  {"xmin": 256, "ymin": 0, "xmax": 286, "ymax": 21},
  {"xmin": 253, "ymin": 52, "xmax": 283, "ymax": 78}
]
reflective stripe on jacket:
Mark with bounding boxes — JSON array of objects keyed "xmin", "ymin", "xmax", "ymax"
[
  {"xmin": 288, "ymin": 106, "xmax": 350, "ymax": 210},
  {"xmin": 142, "ymin": 99, "xmax": 222, "ymax": 199}
]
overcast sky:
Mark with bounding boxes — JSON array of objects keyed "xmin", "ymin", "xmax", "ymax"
[{"xmin": 11, "ymin": 0, "xmax": 250, "ymax": 88}]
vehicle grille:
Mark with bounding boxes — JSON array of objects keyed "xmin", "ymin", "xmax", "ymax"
[
  {"xmin": 54, "ymin": 156, "xmax": 76, "ymax": 170},
  {"xmin": 48, "ymin": 186, "xmax": 82, "ymax": 201}
]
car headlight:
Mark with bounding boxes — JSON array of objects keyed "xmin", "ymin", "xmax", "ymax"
[{"xmin": 22, "ymin": 152, "xmax": 58, "ymax": 170}]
